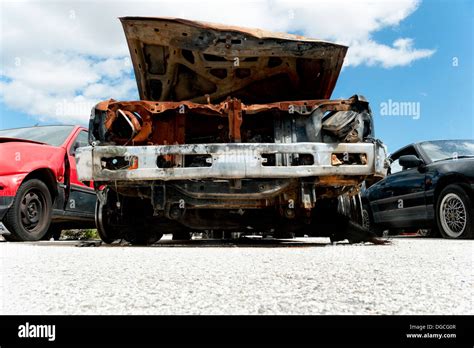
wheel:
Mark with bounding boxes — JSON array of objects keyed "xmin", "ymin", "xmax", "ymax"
[
  {"xmin": 344, "ymin": 194, "xmax": 363, "ymax": 226},
  {"xmin": 361, "ymin": 208, "xmax": 371, "ymax": 230},
  {"xmin": 436, "ymin": 184, "xmax": 473, "ymax": 239},
  {"xmin": 3, "ymin": 179, "xmax": 52, "ymax": 241},
  {"xmin": 95, "ymin": 193, "xmax": 122, "ymax": 244},
  {"xmin": 362, "ymin": 202, "xmax": 384, "ymax": 237},
  {"xmin": 96, "ymin": 187, "xmax": 171, "ymax": 246}
]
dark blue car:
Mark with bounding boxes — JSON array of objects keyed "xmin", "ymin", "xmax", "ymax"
[{"xmin": 362, "ymin": 140, "xmax": 474, "ymax": 239}]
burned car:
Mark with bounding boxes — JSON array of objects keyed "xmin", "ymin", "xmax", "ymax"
[{"xmin": 77, "ymin": 17, "xmax": 387, "ymax": 244}]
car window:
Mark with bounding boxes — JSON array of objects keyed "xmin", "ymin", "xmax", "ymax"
[{"xmin": 69, "ymin": 131, "xmax": 89, "ymax": 155}]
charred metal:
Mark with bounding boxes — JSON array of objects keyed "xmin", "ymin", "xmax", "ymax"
[
  {"xmin": 88, "ymin": 95, "xmax": 374, "ymax": 148},
  {"xmin": 76, "ymin": 17, "xmax": 388, "ymax": 244}
]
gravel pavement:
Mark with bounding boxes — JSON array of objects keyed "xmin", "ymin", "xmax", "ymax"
[{"xmin": 0, "ymin": 237, "xmax": 472, "ymax": 315}]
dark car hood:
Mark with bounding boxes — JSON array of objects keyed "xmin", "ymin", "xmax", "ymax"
[
  {"xmin": 430, "ymin": 157, "xmax": 474, "ymax": 175},
  {"xmin": 432, "ymin": 157, "xmax": 474, "ymax": 165},
  {"xmin": 120, "ymin": 17, "xmax": 347, "ymax": 104}
]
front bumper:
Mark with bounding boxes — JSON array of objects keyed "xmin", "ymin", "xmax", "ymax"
[
  {"xmin": 77, "ymin": 142, "xmax": 387, "ymax": 182},
  {"xmin": 0, "ymin": 173, "xmax": 25, "ymax": 221}
]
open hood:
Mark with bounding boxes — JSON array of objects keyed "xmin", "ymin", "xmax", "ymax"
[{"xmin": 121, "ymin": 17, "xmax": 347, "ymax": 104}]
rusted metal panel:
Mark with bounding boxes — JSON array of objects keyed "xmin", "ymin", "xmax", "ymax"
[
  {"xmin": 120, "ymin": 17, "xmax": 347, "ymax": 104},
  {"xmin": 91, "ymin": 95, "xmax": 371, "ymax": 146},
  {"xmin": 227, "ymin": 98, "xmax": 242, "ymax": 142},
  {"xmin": 76, "ymin": 142, "xmax": 385, "ymax": 181}
]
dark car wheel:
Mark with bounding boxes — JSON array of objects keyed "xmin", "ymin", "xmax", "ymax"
[
  {"xmin": 95, "ymin": 198, "xmax": 122, "ymax": 244},
  {"xmin": 361, "ymin": 207, "xmax": 371, "ymax": 230},
  {"xmin": 436, "ymin": 184, "xmax": 473, "ymax": 239},
  {"xmin": 3, "ymin": 179, "xmax": 52, "ymax": 241}
]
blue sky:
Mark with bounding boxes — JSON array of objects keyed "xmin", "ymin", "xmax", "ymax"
[
  {"xmin": 0, "ymin": 0, "xmax": 472, "ymax": 153},
  {"xmin": 332, "ymin": 0, "xmax": 473, "ymax": 151}
]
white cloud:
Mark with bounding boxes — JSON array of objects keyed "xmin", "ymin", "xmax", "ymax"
[
  {"xmin": 345, "ymin": 38, "xmax": 435, "ymax": 68},
  {"xmin": 4, "ymin": 55, "xmax": 100, "ymax": 93},
  {"xmin": 0, "ymin": 53, "xmax": 137, "ymax": 122},
  {"xmin": 0, "ymin": 0, "xmax": 435, "ymax": 124}
]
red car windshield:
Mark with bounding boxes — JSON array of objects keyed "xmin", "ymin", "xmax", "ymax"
[{"xmin": 0, "ymin": 125, "xmax": 75, "ymax": 147}]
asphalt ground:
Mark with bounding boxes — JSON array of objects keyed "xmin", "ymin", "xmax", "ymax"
[{"xmin": 0, "ymin": 236, "xmax": 472, "ymax": 315}]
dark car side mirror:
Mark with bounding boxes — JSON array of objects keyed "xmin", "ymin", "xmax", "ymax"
[{"xmin": 399, "ymin": 155, "xmax": 423, "ymax": 168}]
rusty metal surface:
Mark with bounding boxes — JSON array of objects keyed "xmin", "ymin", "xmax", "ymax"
[
  {"xmin": 93, "ymin": 96, "xmax": 366, "ymax": 146},
  {"xmin": 120, "ymin": 17, "xmax": 347, "ymax": 104},
  {"xmin": 76, "ymin": 142, "xmax": 385, "ymax": 182},
  {"xmin": 74, "ymin": 17, "xmax": 390, "ymax": 240}
]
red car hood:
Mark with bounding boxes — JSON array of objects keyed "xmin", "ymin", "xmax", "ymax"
[{"xmin": 0, "ymin": 141, "xmax": 64, "ymax": 176}]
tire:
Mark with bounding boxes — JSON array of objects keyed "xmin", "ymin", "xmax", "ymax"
[
  {"xmin": 95, "ymin": 196, "xmax": 122, "ymax": 244},
  {"xmin": 436, "ymin": 184, "xmax": 473, "ymax": 239},
  {"xmin": 96, "ymin": 189, "xmax": 165, "ymax": 245},
  {"xmin": 361, "ymin": 207, "xmax": 371, "ymax": 230},
  {"xmin": 3, "ymin": 179, "xmax": 53, "ymax": 241},
  {"xmin": 362, "ymin": 202, "xmax": 384, "ymax": 237},
  {"xmin": 342, "ymin": 194, "xmax": 363, "ymax": 226}
]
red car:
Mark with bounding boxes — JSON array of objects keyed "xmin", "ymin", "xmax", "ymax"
[{"xmin": 0, "ymin": 125, "xmax": 96, "ymax": 241}]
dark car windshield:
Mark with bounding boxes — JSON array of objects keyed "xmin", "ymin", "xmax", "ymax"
[
  {"xmin": 420, "ymin": 140, "xmax": 474, "ymax": 162},
  {"xmin": 0, "ymin": 125, "xmax": 75, "ymax": 147}
]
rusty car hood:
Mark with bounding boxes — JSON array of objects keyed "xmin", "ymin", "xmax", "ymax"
[{"xmin": 120, "ymin": 17, "xmax": 347, "ymax": 104}]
